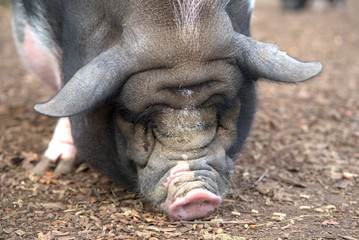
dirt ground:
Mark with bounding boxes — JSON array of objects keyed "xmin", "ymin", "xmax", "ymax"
[{"xmin": 1, "ymin": 0, "xmax": 359, "ymax": 239}]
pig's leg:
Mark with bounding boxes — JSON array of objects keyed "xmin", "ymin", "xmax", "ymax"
[{"xmin": 12, "ymin": 8, "xmax": 78, "ymax": 174}]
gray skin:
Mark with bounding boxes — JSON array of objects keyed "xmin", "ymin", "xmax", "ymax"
[{"xmin": 12, "ymin": 0, "xmax": 322, "ymax": 220}]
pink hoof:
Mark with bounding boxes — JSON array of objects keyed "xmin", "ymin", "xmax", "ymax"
[{"xmin": 169, "ymin": 189, "xmax": 221, "ymax": 220}]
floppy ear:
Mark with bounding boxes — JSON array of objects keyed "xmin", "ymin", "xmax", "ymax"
[
  {"xmin": 234, "ymin": 33, "xmax": 322, "ymax": 83},
  {"xmin": 34, "ymin": 46, "xmax": 138, "ymax": 117}
]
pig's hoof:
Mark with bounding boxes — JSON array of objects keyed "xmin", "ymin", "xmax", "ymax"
[
  {"xmin": 33, "ymin": 155, "xmax": 55, "ymax": 174},
  {"xmin": 33, "ymin": 155, "xmax": 78, "ymax": 174},
  {"xmin": 54, "ymin": 157, "xmax": 78, "ymax": 174},
  {"xmin": 169, "ymin": 189, "xmax": 221, "ymax": 220},
  {"xmin": 33, "ymin": 139, "xmax": 78, "ymax": 174}
]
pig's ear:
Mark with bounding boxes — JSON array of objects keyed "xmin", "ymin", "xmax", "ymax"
[
  {"xmin": 34, "ymin": 47, "xmax": 137, "ymax": 117},
  {"xmin": 234, "ymin": 33, "xmax": 322, "ymax": 83}
]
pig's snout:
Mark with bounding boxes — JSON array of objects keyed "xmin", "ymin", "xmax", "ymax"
[
  {"xmin": 160, "ymin": 163, "xmax": 223, "ymax": 220},
  {"xmin": 169, "ymin": 189, "xmax": 221, "ymax": 220}
]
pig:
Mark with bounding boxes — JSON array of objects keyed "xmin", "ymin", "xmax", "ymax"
[{"xmin": 11, "ymin": 0, "xmax": 322, "ymax": 220}]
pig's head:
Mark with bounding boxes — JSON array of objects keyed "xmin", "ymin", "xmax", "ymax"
[{"xmin": 34, "ymin": 0, "xmax": 321, "ymax": 220}]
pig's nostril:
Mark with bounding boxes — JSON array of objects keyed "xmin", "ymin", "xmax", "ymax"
[{"xmin": 183, "ymin": 201, "xmax": 191, "ymax": 207}]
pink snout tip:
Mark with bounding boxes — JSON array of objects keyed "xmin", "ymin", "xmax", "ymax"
[{"xmin": 168, "ymin": 189, "xmax": 222, "ymax": 220}]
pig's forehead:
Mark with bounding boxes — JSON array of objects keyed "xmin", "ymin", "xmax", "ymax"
[
  {"xmin": 122, "ymin": 0, "xmax": 229, "ymax": 31},
  {"xmin": 120, "ymin": 6, "xmax": 234, "ymax": 63},
  {"xmin": 122, "ymin": 26, "xmax": 234, "ymax": 66}
]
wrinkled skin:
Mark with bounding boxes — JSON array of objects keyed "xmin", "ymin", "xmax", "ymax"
[{"xmin": 12, "ymin": 0, "xmax": 321, "ymax": 220}]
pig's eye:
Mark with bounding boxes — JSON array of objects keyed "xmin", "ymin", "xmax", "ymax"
[
  {"xmin": 115, "ymin": 106, "xmax": 151, "ymax": 124},
  {"xmin": 200, "ymin": 94, "xmax": 227, "ymax": 108}
]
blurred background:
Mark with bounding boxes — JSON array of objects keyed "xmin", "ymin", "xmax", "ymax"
[
  {"xmin": 281, "ymin": 0, "xmax": 346, "ymax": 10},
  {"xmin": 0, "ymin": 0, "xmax": 358, "ymax": 239}
]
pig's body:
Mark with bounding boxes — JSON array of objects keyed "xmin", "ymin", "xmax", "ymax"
[{"xmin": 12, "ymin": 0, "xmax": 321, "ymax": 220}]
